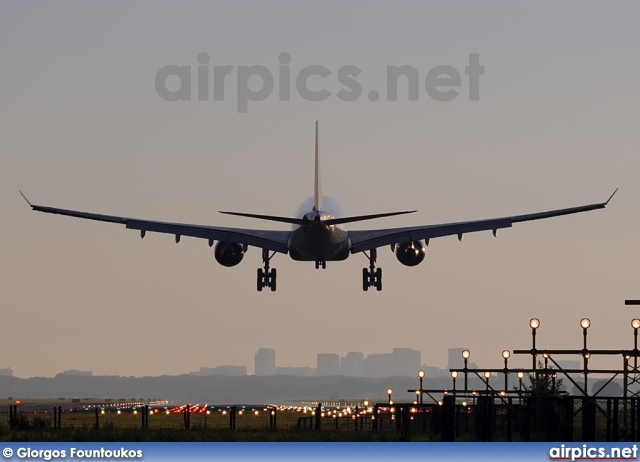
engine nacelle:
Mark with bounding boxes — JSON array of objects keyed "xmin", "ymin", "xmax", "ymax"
[
  {"xmin": 214, "ymin": 242, "xmax": 246, "ymax": 267},
  {"xmin": 393, "ymin": 241, "xmax": 426, "ymax": 266}
]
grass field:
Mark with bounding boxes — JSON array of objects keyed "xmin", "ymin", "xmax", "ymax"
[{"xmin": 0, "ymin": 399, "xmax": 414, "ymax": 442}]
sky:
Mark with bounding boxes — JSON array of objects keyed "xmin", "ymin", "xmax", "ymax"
[{"xmin": 1, "ymin": 1, "xmax": 640, "ymax": 380}]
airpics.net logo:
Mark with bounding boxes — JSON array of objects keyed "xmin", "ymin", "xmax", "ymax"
[{"xmin": 155, "ymin": 52, "xmax": 484, "ymax": 112}]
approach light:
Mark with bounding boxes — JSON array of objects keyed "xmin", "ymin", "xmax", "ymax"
[
  {"xmin": 502, "ymin": 350, "xmax": 510, "ymax": 359},
  {"xmin": 529, "ymin": 318, "xmax": 540, "ymax": 329},
  {"xmin": 462, "ymin": 350, "xmax": 470, "ymax": 359},
  {"xmin": 632, "ymin": 319, "xmax": 640, "ymax": 329},
  {"xmin": 580, "ymin": 318, "xmax": 591, "ymax": 329}
]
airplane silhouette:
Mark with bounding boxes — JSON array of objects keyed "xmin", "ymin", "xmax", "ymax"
[{"xmin": 21, "ymin": 122, "xmax": 617, "ymax": 292}]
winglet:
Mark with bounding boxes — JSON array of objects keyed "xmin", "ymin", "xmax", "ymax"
[
  {"xmin": 605, "ymin": 188, "xmax": 618, "ymax": 205},
  {"xmin": 19, "ymin": 190, "xmax": 34, "ymax": 207}
]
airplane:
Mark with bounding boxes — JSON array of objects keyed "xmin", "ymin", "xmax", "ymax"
[{"xmin": 21, "ymin": 122, "xmax": 616, "ymax": 292}]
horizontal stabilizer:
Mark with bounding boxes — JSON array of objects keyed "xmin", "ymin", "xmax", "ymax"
[
  {"xmin": 324, "ymin": 210, "xmax": 416, "ymax": 225},
  {"xmin": 218, "ymin": 211, "xmax": 306, "ymax": 225},
  {"xmin": 219, "ymin": 210, "xmax": 416, "ymax": 226}
]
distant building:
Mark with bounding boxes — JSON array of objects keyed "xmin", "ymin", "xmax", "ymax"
[
  {"xmin": 362, "ymin": 348, "xmax": 422, "ymax": 378},
  {"xmin": 255, "ymin": 348, "xmax": 276, "ymax": 376},
  {"xmin": 340, "ymin": 352, "xmax": 364, "ymax": 377},
  {"xmin": 61, "ymin": 370, "xmax": 93, "ymax": 376},
  {"xmin": 194, "ymin": 366, "xmax": 247, "ymax": 376},
  {"xmin": 316, "ymin": 353, "xmax": 340, "ymax": 376},
  {"xmin": 363, "ymin": 353, "xmax": 390, "ymax": 378},
  {"xmin": 275, "ymin": 367, "xmax": 315, "ymax": 377},
  {"xmin": 0, "ymin": 368, "xmax": 13, "ymax": 377},
  {"xmin": 390, "ymin": 348, "xmax": 421, "ymax": 376}
]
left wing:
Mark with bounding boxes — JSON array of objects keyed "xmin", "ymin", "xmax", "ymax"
[
  {"xmin": 20, "ymin": 192, "xmax": 290, "ymax": 254},
  {"xmin": 348, "ymin": 190, "xmax": 617, "ymax": 253}
]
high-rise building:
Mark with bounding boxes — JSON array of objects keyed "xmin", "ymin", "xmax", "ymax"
[
  {"xmin": 340, "ymin": 352, "xmax": 364, "ymax": 377},
  {"xmin": 255, "ymin": 348, "xmax": 276, "ymax": 376},
  {"xmin": 390, "ymin": 348, "xmax": 421, "ymax": 376},
  {"xmin": 363, "ymin": 353, "xmax": 391, "ymax": 378},
  {"xmin": 316, "ymin": 353, "xmax": 340, "ymax": 376}
]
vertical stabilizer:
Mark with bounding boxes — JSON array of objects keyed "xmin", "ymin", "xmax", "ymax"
[{"xmin": 314, "ymin": 121, "xmax": 322, "ymax": 211}]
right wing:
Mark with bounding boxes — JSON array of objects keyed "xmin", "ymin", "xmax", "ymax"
[
  {"xmin": 348, "ymin": 190, "xmax": 617, "ymax": 253},
  {"xmin": 20, "ymin": 193, "xmax": 290, "ymax": 254}
]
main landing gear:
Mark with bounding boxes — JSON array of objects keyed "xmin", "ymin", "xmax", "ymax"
[
  {"xmin": 315, "ymin": 260, "xmax": 326, "ymax": 269},
  {"xmin": 257, "ymin": 249, "xmax": 277, "ymax": 292},
  {"xmin": 362, "ymin": 249, "xmax": 382, "ymax": 291}
]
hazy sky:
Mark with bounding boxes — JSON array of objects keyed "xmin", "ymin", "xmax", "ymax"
[{"xmin": 2, "ymin": 1, "xmax": 640, "ymax": 381}]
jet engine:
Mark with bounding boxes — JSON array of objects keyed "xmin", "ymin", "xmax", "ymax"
[
  {"xmin": 393, "ymin": 241, "xmax": 426, "ymax": 266},
  {"xmin": 214, "ymin": 242, "xmax": 246, "ymax": 267}
]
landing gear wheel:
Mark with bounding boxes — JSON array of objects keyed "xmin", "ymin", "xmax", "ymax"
[
  {"xmin": 362, "ymin": 249, "xmax": 382, "ymax": 291},
  {"xmin": 257, "ymin": 268, "xmax": 264, "ymax": 292},
  {"xmin": 257, "ymin": 249, "xmax": 277, "ymax": 292},
  {"xmin": 315, "ymin": 260, "xmax": 327, "ymax": 270}
]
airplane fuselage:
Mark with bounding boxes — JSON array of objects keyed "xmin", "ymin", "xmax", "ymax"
[{"xmin": 288, "ymin": 196, "xmax": 350, "ymax": 262}]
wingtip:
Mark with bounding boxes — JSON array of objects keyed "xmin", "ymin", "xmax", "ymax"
[
  {"xmin": 605, "ymin": 188, "xmax": 618, "ymax": 205},
  {"xmin": 19, "ymin": 190, "xmax": 33, "ymax": 207}
]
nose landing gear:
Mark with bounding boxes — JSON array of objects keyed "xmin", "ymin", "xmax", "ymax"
[{"xmin": 362, "ymin": 249, "xmax": 382, "ymax": 291}]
